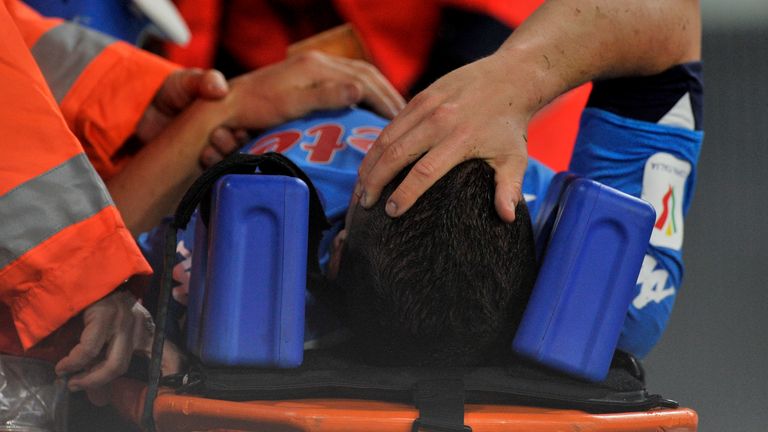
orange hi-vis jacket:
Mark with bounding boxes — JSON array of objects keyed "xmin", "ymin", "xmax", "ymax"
[
  {"xmin": 168, "ymin": 0, "xmax": 589, "ymax": 171},
  {"xmin": 0, "ymin": 0, "xmax": 176, "ymax": 356}
]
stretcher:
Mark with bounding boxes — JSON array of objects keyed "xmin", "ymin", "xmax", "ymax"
[
  {"xmin": 109, "ymin": 377, "xmax": 698, "ymax": 432},
  {"xmin": 123, "ymin": 151, "xmax": 697, "ymax": 432}
]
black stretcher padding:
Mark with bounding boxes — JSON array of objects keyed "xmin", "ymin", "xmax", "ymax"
[
  {"xmin": 143, "ymin": 153, "xmax": 676, "ymax": 430},
  {"xmin": 169, "ymin": 344, "xmax": 677, "ymax": 415}
]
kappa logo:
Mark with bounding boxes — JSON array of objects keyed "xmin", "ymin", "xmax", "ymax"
[
  {"xmin": 642, "ymin": 153, "xmax": 691, "ymax": 250},
  {"xmin": 633, "ymin": 254, "xmax": 676, "ymax": 309}
]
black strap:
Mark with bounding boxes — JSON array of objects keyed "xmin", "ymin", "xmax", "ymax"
[
  {"xmin": 173, "ymin": 152, "xmax": 330, "ymax": 274},
  {"xmin": 142, "ymin": 152, "xmax": 330, "ymax": 431},
  {"xmin": 412, "ymin": 379, "xmax": 472, "ymax": 432}
]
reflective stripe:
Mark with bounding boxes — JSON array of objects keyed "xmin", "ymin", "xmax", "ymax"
[
  {"xmin": 0, "ymin": 154, "xmax": 114, "ymax": 268},
  {"xmin": 30, "ymin": 23, "xmax": 114, "ymax": 103}
]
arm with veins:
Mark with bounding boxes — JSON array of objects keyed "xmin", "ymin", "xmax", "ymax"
[{"xmin": 356, "ymin": 0, "xmax": 701, "ymax": 222}]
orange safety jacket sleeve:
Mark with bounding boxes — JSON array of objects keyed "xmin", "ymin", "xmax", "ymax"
[
  {"xmin": 0, "ymin": 2, "xmax": 153, "ymax": 353},
  {"xmin": 5, "ymin": 0, "xmax": 179, "ymax": 180}
]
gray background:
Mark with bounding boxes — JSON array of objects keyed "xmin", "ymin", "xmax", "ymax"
[{"xmin": 643, "ymin": 2, "xmax": 768, "ymax": 431}]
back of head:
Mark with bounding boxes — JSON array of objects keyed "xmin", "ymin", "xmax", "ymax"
[{"xmin": 337, "ymin": 159, "xmax": 537, "ymax": 366}]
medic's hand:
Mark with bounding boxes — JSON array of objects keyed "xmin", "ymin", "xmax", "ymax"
[
  {"xmin": 136, "ymin": 68, "xmax": 245, "ymax": 168},
  {"xmin": 54, "ymin": 290, "xmax": 183, "ymax": 404},
  {"xmin": 137, "ymin": 68, "xmax": 229, "ymax": 142},
  {"xmin": 224, "ymin": 52, "xmax": 405, "ymax": 131},
  {"xmin": 356, "ymin": 53, "xmax": 535, "ymax": 223}
]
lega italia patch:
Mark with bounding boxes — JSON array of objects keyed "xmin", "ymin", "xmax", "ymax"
[{"xmin": 642, "ymin": 153, "xmax": 691, "ymax": 250}]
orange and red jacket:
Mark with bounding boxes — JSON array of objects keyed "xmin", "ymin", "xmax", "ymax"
[
  {"xmin": 167, "ymin": 0, "xmax": 589, "ymax": 171},
  {"xmin": 0, "ymin": 0, "xmax": 176, "ymax": 357}
]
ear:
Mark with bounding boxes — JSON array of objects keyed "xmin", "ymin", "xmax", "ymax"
[{"xmin": 327, "ymin": 229, "xmax": 348, "ymax": 280}]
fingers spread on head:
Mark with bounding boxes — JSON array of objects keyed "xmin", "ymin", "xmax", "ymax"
[
  {"xmin": 359, "ymin": 96, "xmax": 457, "ymax": 209},
  {"xmin": 357, "ymin": 92, "xmax": 437, "ymax": 197},
  {"xmin": 490, "ymin": 157, "xmax": 528, "ymax": 223},
  {"xmin": 328, "ymin": 57, "xmax": 405, "ymax": 118},
  {"xmin": 301, "ymin": 80, "xmax": 363, "ymax": 115},
  {"xmin": 358, "ymin": 127, "xmax": 431, "ymax": 209},
  {"xmin": 385, "ymin": 133, "xmax": 466, "ymax": 217}
]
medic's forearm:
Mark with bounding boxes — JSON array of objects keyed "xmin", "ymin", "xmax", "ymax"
[
  {"xmin": 496, "ymin": 0, "xmax": 701, "ymax": 114},
  {"xmin": 106, "ymin": 97, "xmax": 236, "ymax": 236}
]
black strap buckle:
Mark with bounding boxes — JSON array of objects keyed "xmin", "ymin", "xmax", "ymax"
[{"xmin": 412, "ymin": 418, "xmax": 472, "ymax": 432}]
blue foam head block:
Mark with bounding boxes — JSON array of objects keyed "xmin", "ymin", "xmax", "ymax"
[
  {"xmin": 188, "ymin": 174, "xmax": 309, "ymax": 367},
  {"xmin": 532, "ymin": 172, "xmax": 579, "ymax": 262},
  {"xmin": 513, "ymin": 178, "xmax": 655, "ymax": 381},
  {"xmin": 186, "ymin": 211, "xmax": 209, "ymax": 358}
]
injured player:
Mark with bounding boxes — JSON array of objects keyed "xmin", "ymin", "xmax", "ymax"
[{"xmin": 137, "ymin": 61, "xmax": 703, "ymax": 368}]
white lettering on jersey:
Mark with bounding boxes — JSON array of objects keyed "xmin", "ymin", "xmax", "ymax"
[
  {"xmin": 633, "ymin": 254, "xmax": 676, "ymax": 309},
  {"xmin": 172, "ymin": 240, "xmax": 192, "ymax": 305}
]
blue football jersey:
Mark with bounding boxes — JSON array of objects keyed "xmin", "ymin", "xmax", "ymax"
[
  {"xmin": 139, "ymin": 103, "xmax": 702, "ymax": 359},
  {"xmin": 570, "ymin": 108, "xmax": 703, "ymax": 358},
  {"xmin": 138, "ymin": 108, "xmax": 554, "ymax": 347}
]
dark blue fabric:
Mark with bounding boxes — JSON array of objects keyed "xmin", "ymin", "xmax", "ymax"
[{"xmin": 588, "ymin": 62, "xmax": 703, "ymax": 130}]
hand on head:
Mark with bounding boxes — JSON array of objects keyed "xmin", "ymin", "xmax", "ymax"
[
  {"xmin": 223, "ymin": 51, "xmax": 405, "ymax": 131},
  {"xmin": 355, "ymin": 54, "xmax": 532, "ymax": 224},
  {"xmin": 142, "ymin": 54, "xmax": 406, "ymax": 169},
  {"xmin": 112, "ymin": 52, "xmax": 403, "ymax": 234},
  {"xmin": 197, "ymin": 52, "xmax": 406, "ymax": 168}
]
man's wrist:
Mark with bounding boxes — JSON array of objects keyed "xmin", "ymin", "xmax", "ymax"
[{"xmin": 493, "ymin": 44, "xmax": 575, "ymax": 117}]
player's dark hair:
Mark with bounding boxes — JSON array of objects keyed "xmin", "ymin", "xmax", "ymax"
[{"xmin": 337, "ymin": 159, "xmax": 537, "ymax": 366}]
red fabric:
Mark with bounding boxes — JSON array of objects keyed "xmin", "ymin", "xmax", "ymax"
[
  {"xmin": 528, "ymin": 84, "xmax": 592, "ymax": 171},
  {"xmin": 166, "ymin": 0, "xmax": 221, "ymax": 68},
  {"xmin": 167, "ymin": 0, "xmax": 582, "ymax": 170},
  {"xmin": 169, "ymin": 0, "xmax": 543, "ymax": 93}
]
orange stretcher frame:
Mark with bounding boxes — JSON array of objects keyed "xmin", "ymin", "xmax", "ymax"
[{"xmin": 109, "ymin": 378, "xmax": 698, "ymax": 432}]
